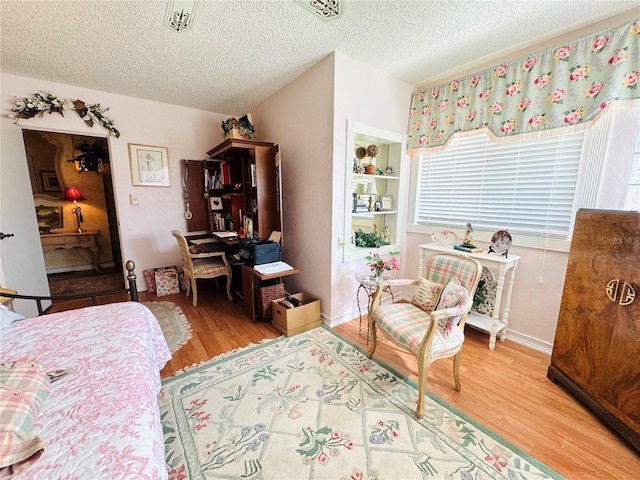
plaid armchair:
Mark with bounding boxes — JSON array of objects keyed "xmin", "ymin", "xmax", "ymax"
[{"xmin": 367, "ymin": 253, "xmax": 481, "ymax": 418}]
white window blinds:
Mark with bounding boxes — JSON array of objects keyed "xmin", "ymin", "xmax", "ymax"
[{"xmin": 416, "ymin": 131, "xmax": 585, "ymax": 238}]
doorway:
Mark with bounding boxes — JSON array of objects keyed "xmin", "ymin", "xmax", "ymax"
[{"xmin": 22, "ymin": 130, "xmax": 124, "ymax": 296}]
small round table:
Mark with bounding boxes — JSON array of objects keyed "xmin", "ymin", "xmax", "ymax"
[{"xmin": 355, "ymin": 272, "xmax": 394, "ymax": 343}]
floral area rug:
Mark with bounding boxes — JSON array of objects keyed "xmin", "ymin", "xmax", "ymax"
[
  {"xmin": 159, "ymin": 327, "xmax": 562, "ymax": 480},
  {"xmin": 143, "ymin": 301, "xmax": 192, "ymax": 355}
]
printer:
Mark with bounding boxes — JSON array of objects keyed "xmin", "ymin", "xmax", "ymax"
[{"xmin": 238, "ymin": 238, "xmax": 280, "ymax": 265}]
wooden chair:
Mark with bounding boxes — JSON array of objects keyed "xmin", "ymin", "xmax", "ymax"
[
  {"xmin": 171, "ymin": 230, "xmax": 232, "ymax": 306},
  {"xmin": 367, "ymin": 253, "xmax": 481, "ymax": 418}
]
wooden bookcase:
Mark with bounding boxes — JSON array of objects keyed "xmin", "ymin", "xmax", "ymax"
[{"xmin": 184, "ymin": 139, "xmax": 282, "ymax": 241}]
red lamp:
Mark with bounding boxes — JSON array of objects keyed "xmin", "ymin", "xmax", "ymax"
[{"xmin": 64, "ymin": 187, "xmax": 85, "ymax": 233}]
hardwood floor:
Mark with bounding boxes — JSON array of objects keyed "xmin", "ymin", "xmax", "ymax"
[{"xmin": 48, "ymin": 286, "xmax": 639, "ymax": 479}]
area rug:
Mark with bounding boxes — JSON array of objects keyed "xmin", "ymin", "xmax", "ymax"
[
  {"xmin": 159, "ymin": 327, "xmax": 561, "ymax": 480},
  {"xmin": 143, "ymin": 301, "xmax": 192, "ymax": 355},
  {"xmin": 48, "ymin": 271, "xmax": 125, "ymax": 296}
]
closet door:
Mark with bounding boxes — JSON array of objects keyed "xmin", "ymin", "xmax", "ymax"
[{"xmin": 182, "ymin": 159, "xmax": 208, "ymax": 232}]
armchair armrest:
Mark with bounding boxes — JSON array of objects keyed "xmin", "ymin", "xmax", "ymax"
[
  {"xmin": 188, "ymin": 250, "xmax": 226, "ymax": 260},
  {"xmin": 369, "ymin": 278, "xmax": 420, "ymax": 314}
]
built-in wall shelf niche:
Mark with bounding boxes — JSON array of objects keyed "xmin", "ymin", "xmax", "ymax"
[{"xmin": 343, "ymin": 121, "xmax": 405, "ymax": 263}]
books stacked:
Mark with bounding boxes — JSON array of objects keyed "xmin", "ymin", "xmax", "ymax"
[{"xmin": 453, "ymin": 244, "xmax": 483, "ymax": 253}]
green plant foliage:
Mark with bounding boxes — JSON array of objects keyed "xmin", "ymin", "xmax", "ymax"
[{"xmin": 354, "ymin": 229, "xmax": 382, "ymax": 248}]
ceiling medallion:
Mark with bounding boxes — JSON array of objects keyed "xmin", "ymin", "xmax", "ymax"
[
  {"xmin": 295, "ymin": 0, "xmax": 342, "ymax": 20},
  {"xmin": 164, "ymin": 0, "xmax": 198, "ymax": 33}
]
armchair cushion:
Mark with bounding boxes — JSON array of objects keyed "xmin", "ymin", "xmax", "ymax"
[
  {"xmin": 373, "ymin": 303, "xmax": 465, "ymax": 356},
  {"xmin": 192, "ymin": 258, "xmax": 227, "ymax": 276},
  {"xmin": 435, "ymin": 278, "xmax": 470, "ymax": 331},
  {"xmin": 411, "ymin": 278, "xmax": 444, "ymax": 313}
]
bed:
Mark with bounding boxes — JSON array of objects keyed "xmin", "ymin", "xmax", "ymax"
[{"xmin": 0, "ymin": 301, "xmax": 171, "ymax": 478}]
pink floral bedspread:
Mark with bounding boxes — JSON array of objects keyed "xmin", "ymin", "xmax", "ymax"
[{"xmin": 1, "ymin": 302, "xmax": 171, "ymax": 479}]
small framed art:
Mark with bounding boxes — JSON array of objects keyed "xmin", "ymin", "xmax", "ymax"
[
  {"xmin": 128, "ymin": 144, "xmax": 170, "ymax": 187},
  {"xmin": 209, "ymin": 196, "xmax": 223, "ymax": 211},
  {"xmin": 380, "ymin": 195, "xmax": 394, "ymax": 211},
  {"xmin": 41, "ymin": 171, "xmax": 61, "ymax": 192}
]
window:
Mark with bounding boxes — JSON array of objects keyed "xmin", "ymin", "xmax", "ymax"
[
  {"xmin": 624, "ymin": 132, "xmax": 640, "ymax": 211},
  {"xmin": 415, "ymin": 131, "xmax": 585, "ymax": 238}
]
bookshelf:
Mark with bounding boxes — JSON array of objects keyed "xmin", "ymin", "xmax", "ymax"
[{"xmin": 343, "ymin": 121, "xmax": 405, "ymax": 262}]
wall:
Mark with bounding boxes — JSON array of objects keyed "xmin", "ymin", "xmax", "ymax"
[
  {"xmin": 330, "ymin": 53, "xmax": 413, "ymax": 324},
  {"xmin": 250, "ymin": 55, "xmax": 335, "ymax": 310},
  {"xmin": 251, "ymin": 53, "xmax": 412, "ymax": 323},
  {"xmin": 1, "ymin": 73, "xmax": 228, "ymax": 298}
]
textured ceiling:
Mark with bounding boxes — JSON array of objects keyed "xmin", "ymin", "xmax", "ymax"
[{"xmin": 1, "ymin": 1, "xmax": 638, "ymax": 116}]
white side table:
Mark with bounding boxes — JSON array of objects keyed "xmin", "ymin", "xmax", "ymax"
[{"xmin": 418, "ymin": 243, "xmax": 520, "ymax": 350}]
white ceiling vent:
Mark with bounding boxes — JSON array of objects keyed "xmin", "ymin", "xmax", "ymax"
[
  {"xmin": 164, "ymin": 0, "xmax": 198, "ymax": 33},
  {"xmin": 294, "ymin": 0, "xmax": 342, "ymax": 20}
]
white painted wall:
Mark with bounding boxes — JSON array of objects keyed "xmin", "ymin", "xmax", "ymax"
[
  {"xmin": 1, "ymin": 73, "xmax": 228, "ymax": 305},
  {"xmin": 250, "ymin": 55, "xmax": 335, "ymax": 310},
  {"xmin": 251, "ymin": 53, "xmax": 412, "ymax": 323},
  {"xmin": 330, "ymin": 53, "xmax": 413, "ymax": 324}
]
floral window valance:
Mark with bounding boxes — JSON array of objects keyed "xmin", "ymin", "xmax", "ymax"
[{"xmin": 407, "ymin": 19, "xmax": 640, "ymax": 153}]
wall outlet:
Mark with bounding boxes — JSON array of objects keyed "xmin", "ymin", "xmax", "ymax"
[{"xmin": 130, "ymin": 194, "xmax": 140, "ymax": 205}]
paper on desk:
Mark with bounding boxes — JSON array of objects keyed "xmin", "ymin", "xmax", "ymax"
[
  {"xmin": 191, "ymin": 238, "xmax": 219, "ymax": 244},
  {"xmin": 254, "ymin": 261, "xmax": 293, "ymax": 275}
]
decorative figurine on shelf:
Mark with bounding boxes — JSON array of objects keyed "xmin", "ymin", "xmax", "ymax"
[
  {"xmin": 383, "ymin": 225, "xmax": 390, "ymax": 244},
  {"xmin": 462, "ymin": 222, "xmax": 475, "ymax": 247}
]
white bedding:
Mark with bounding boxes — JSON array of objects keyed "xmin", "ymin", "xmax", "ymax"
[{"xmin": 0, "ymin": 302, "xmax": 171, "ymax": 479}]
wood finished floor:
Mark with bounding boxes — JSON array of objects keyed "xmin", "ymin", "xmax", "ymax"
[{"xmin": 49, "ymin": 285, "xmax": 640, "ymax": 479}]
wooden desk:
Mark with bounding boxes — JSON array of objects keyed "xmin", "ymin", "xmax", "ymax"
[
  {"xmin": 241, "ymin": 265, "xmax": 299, "ymax": 321},
  {"xmin": 40, "ymin": 231, "xmax": 101, "ymax": 273},
  {"xmin": 418, "ymin": 243, "xmax": 520, "ymax": 350}
]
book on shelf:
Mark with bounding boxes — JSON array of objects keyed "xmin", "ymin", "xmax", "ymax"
[{"xmin": 453, "ymin": 244, "xmax": 483, "ymax": 253}]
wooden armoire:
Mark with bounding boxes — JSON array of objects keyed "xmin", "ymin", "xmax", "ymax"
[{"xmin": 548, "ymin": 209, "xmax": 640, "ymax": 451}]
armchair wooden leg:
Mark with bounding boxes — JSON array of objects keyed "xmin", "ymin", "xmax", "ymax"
[
  {"xmin": 191, "ymin": 278, "xmax": 198, "ymax": 307},
  {"xmin": 366, "ymin": 316, "xmax": 377, "ymax": 358},
  {"xmin": 225, "ymin": 274, "xmax": 232, "ymax": 302},
  {"xmin": 416, "ymin": 362, "xmax": 429, "ymax": 419},
  {"xmin": 453, "ymin": 351, "xmax": 462, "ymax": 392}
]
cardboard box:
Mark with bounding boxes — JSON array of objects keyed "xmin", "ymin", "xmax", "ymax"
[{"xmin": 271, "ymin": 293, "xmax": 321, "ymax": 336}]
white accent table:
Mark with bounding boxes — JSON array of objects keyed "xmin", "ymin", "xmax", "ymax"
[{"xmin": 418, "ymin": 243, "xmax": 520, "ymax": 350}]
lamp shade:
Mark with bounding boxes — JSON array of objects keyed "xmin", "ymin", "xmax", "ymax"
[
  {"xmin": 64, "ymin": 186, "xmax": 85, "ymax": 201},
  {"xmin": 365, "ymin": 181, "xmax": 378, "ymax": 195}
]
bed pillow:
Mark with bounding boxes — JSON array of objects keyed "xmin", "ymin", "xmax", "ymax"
[
  {"xmin": 0, "ymin": 304, "xmax": 24, "ymax": 329},
  {"xmin": 434, "ymin": 277, "xmax": 470, "ymax": 331},
  {"xmin": 411, "ymin": 278, "xmax": 444, "ymax": 313},
  {"xmin": 0, "ymin": 358, "xmax": 50, "ymax": 474}
]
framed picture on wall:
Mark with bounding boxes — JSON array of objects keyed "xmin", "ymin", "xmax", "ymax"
[
  {"xmin": 128, "ymin": 144, "xmax": 170, "ymax": 187},
  {"xmin": 41, "ymin": 171, "xmax": 61, "ymax": 193}
]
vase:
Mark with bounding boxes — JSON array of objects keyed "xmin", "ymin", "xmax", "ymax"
[{"xmin": 365, "ymin": 164, "xmax": 376, "ymax": 175}]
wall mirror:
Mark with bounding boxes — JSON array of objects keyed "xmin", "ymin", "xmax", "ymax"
[{"xmin": 24, "ymin": 130, "xmax": 67, "ymax": 200}]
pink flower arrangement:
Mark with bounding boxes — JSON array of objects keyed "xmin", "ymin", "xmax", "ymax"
[{"xmin": 366, "ymin": 251, "xmax": 400, "ymax": 277}]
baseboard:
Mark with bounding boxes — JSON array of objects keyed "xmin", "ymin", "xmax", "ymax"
[{"xmin": 497, "ymin": 329, "xmax": 553, "ymax": 355}]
